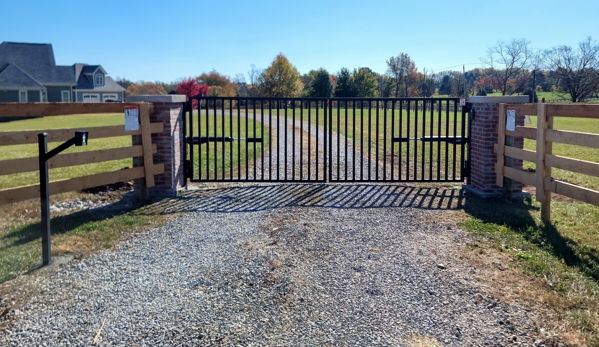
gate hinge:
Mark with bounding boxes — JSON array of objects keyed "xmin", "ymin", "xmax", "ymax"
[
  {"xmin": 463, "ymin": 160, "xmax": 470, "ymax": 178},
  {"xmin": 184, "ymin": 160, "xmax": 192, "ymax": 178}
]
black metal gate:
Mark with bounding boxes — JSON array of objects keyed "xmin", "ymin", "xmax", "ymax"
[{"xmin": 184, "ymin": 96, "xmax": 470, "ymax": 183}]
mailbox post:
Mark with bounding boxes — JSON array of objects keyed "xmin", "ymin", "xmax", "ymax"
[{"xmin": 38, "ymin": 131, "xmax": 88, "ymax": 265}]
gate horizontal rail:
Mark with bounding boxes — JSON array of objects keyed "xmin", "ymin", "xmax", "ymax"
[{"xmin": 184, "ymin": 96, "xmax": 470, "ymax": 183}]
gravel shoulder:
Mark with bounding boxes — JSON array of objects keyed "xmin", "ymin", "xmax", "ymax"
[
  {"xmin": 0, "ymin": 115, "xmax": 570, "ymax": 346},
  {"xmin": 0, "ymin": 184, "xmax": 565, "ymax": 346}
]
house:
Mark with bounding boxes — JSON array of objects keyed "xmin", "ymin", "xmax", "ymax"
[{"xmin": 0, "ymin": 42, "xmax": 125, "ymax": 103}]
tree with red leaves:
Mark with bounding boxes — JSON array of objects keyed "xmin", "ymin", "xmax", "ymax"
[{"xmin": 176, "ymin": 78, "xmax": 209, "ymax": 109}]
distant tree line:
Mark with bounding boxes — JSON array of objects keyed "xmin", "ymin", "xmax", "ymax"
[{"xmin": 117, "ymin": 36, "xmax": 599, "ymax": 103}]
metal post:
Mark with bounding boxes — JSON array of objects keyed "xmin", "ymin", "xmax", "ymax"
[
  {"xmin": 532, "ymin": 68, "xmax": 537, "ymax": 104},
  {"xmin": 38, "ymin": 133, "xmax": 51, "ymax": 265}
]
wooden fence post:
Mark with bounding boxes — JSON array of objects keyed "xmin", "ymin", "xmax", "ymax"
[{"xmin": 536, "ymin": 103, "xmax": 552, "ymax": 223}]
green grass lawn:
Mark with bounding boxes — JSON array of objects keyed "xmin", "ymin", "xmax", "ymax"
[
  {"xmin": 0, "ymin": 113, "xmax": 132, "ymax": 189},
  {"xmin": 461, "ymin": 108, "xmax": 599, "ymax": 344},
  {"xmin": 256, "ymin": 102, "xmax": 469, "ymax": 181},
  {"xmin": 523, "ymin": 115, "xmax": 599, "ymax": 190},
  {"xmin": 190, "ymin": 110, "xmax": 269, "ymax": 180},
  {"xmin": 0, "ymin": 112, "xmax": 177, "ymax": 284}
]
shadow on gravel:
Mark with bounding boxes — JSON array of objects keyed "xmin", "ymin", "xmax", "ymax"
[
  {"xmin": 148, "ymin": 183, "xmax": 465, "ymax": 214},
  {"xmin": 151, "ymin": 184, "xmax": 599, "ymax": 281}
]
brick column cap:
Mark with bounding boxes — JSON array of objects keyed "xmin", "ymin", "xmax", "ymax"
[
  {"xmin": 126, "ymin": 95, "xmax": 186, "ymax": 103},
  {"xmin": 468, "ymin": 96, "xmax": 529, "ymax": 104}
]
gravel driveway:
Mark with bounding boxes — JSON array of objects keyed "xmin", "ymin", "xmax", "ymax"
[{"xmin": 0, "ymin": 116, "xmax": 557, "ymax": 346}]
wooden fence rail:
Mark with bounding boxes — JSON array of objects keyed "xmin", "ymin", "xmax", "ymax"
[
  {"xmin": 494, "ymin": 103, "xmax": 599, "ymax": 222},
  {"xmin": 0, "ymin": 102, "xmax": 164, "ymax": 206}
]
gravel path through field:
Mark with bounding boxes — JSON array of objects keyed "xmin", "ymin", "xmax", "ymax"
[{"xmin": 0, "ymin": 117, "xmax": 558, "ymax": 346}]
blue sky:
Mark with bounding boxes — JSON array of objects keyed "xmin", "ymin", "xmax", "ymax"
[{"xmin": 2, "ymin": 0, "xmax": 598, "ymax": 83}]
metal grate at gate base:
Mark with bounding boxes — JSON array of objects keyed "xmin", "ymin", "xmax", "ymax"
[{"xmin": 184, "ymin": 96, "xmax": 470, "ymax": 183}]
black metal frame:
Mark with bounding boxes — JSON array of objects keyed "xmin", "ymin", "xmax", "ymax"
[{"xmin": 184, "ymin": 96, "xmax": 470, "ymax": 184}]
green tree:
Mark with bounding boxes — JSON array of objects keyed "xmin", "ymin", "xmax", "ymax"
[
  {"xmin": 352, "ymin": 68, "xmax": 378, "ymax": 97},
  {"xmin": 438, "ymin": 74, "xmax": 452, "ymax": 95},
  {"xmin": 334, "ymin": 68, "xmax": 354, "ymax": 97},
  {"xmin": 300, "ymin": 70, "xmax": 319, "ymax": 96},
  {"xmin": 309, "ymin": 68, "xmax": 333, "ymax": 97},
  {"xmin": 417, "ymin": 70, "xmax": 436, "ymax": 97},
  {"xmin": 375, "ymin": 73, "xmax": 393, "ymax": 98},
  {"xmin": 449, "ymin": 71, "xmax": 466, "ymax": 97},
  {"xmin": 259, "ymin": 54, "xmax": 303, "ymax": 97}
]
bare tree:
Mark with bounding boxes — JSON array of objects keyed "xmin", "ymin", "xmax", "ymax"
[
  {"xmin": 482, "ymin": 38, "xmax": 532, "ymax": 95},
  {"xmin": 544, "ymin": 36, "xmax": 599, "ymax": 102},
  {"xmin": 232, "ymin": 73, "xmax": 248, "ymax": 96},
  {"xmin": 386, "ymin": 53, "xmax": 417, "ymax": 97},
  {"xmin": 246, "ymin": 64, "xmax": 265, "ymax": 96}
]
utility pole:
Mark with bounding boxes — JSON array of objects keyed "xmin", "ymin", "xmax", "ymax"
[{"xmin": 463, "ymin": 65, "xmax": 467, "ymax": 97}]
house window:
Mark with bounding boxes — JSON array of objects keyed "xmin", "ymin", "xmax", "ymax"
[
  {"xmin": 61, "ymin": 90, "xmax": 70, "ymax": 102},
  {"xmin": 95, "ymin": 74, "xmax": 104, "ymax": 86},
  {"xmin": 19, "ymin": 90, "xmax": 27, "ymax": 103},
  {"xmin": 41, "ymin": 90, "xmax": 47, "ymax": 102}
]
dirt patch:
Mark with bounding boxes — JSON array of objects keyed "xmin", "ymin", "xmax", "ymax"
[
  {"xmin": 79, "ymin": 180, "xmax": 133, "ymax": 198},
  {"xmin": 406, "ymin": 334, "xmax": 442, "ymax": 347},
  {"xmin": 457, "ymin": 242, "xmax": 584, "ymax": 345},
  {"xmin": 418, "ymin": 207, "xmax": 586, "ymax": 346},
  {"xmin": 523, "ymin": 185, "xmax": 575, "ymax": 203}
]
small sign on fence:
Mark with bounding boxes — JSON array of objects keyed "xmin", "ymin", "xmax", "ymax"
[
  {"xmin": 459, "ymin": 98, "xmax": 466, "ymax": 107},
  {"xmin": 506, "ymin": 107, "xmax": 516, "ymax": 132},
  {"xmin": 124, "ymin": 106, "xmax": 139, "ymax": 131}
]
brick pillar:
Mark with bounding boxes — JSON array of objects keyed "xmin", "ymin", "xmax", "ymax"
[
  {"xmin": 127, "ymin": 95, "xmax": 187, "ymax": 199},
  {"xmin": 466, "ymin": 96, "xmax": 529, "ymax": 198}
]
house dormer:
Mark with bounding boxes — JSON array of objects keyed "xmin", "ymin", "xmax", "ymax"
[
  {"xmin": 77, "ymin": 65, "xmax": 107, "ymax": 87},
  {"xmin": 94, "ymin": 72, "xmax": 104, "ymax": 86}
]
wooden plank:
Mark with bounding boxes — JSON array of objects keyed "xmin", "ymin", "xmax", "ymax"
[
  {"xmin": 0, "ymin": 164, "xmax": 164, "ymax": 206},
  {"xmin": 496, "ymin": 103, "xmax": 507, "ymax": 187},
  {"xmin": 546, "ymin": 129, "xmax": 599, "ymax": 149},
  {"xmin": 502, "ymin": 166, "xmax": 536, "ymax": 186},
  {"xmin": 506, "ymin": 126, "xmax": 537, "ymax": 140},
  {"xmin": 546, "ymin": 154, "xmax": 599, "ymax": 178},
  {"xmin": 536, "ymin": 103, "xmax": 552, "ymax": 222},
  {"xmin": 546, "ymin": 178, "xmax": 599, "ymax": 207},
  {"xmin": 507, "ymin": 103, "xmax": 537, "ymax": 116},
  {"xmin": 0, "ymin": 102, "xmax": 154, "ymax": 117},
  {"xmin": 139, "ymin": 103, "xmax": 155, "ymax": 188},
  {"xmin": 493, "ymin": 144, "xmax": 537, "ymax": 163},
  {"xmin": 0, "ymin": 144, "xmax": 157, "ymax": 176},
  {"xmin": 0, "ymin": 122, "xmax": 163, "ymax": 146},
  {"xmin": 546, "ymin": 104, "xmax": 599, "ymax": 118}
]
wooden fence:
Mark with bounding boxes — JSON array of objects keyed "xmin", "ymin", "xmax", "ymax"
[
  {"xmin": 494, "ymin": 103, "xmax": 599, "ymax": 222},
  {"xmin": 0, "ymin": 102, "xmax": 164, "ymax": 206}
]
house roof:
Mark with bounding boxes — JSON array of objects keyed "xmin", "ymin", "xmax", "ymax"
[
  {"xmin": 0, "ymin": 42, "xmax": 74, "ymax": 85},
  {"xmin": 0, "ymin": 41, "xmax": 123, "ymax": 92},
  {"xmin": 75, "ymin": 74, "xmax": 125, "ymax": 92},
  {"xmin": 0, "ymin": 62, "xmax": 45, "ymax": 89}
]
